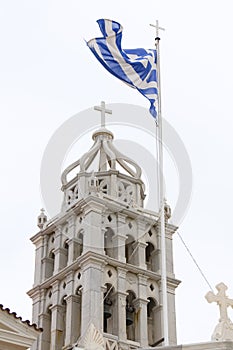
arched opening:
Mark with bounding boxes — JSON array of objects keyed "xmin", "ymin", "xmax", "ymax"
[
  {"xmin": 125, "ymin": 235, "xmax": 135, "ymax": 264},
  {"xmin": 146, "ymin": 242, "xmax": 156, "ymax": 272},
  {"xmin": 104, "ymin": 228, "xmax": 115, "ymax": 258},
  {"xmin": 77, "ymin": 230, "xmax": 83, "ymax": 257},
  {"xmin": 60, "ymin": 295, "xmax": 67, "ymax": 348},
  {"xmin": 147, "ymin": 297, "xmax": 157, "ymax": 346},
  {"xmin": 103, "ymin": 283, "xmax": 116, "ymax": 335},
  {"xmin": 126, "ymin": 290, "xmax": 136, "ymax": 341},
  {"xmin": 63, "ymin": 239, "xmax": 69, "ymax": 267},
  {"xmin": 99, "ymin": 179, "xmax": 108, "ymax": 194},
  {"xmin": 75, "ymin": 286, "xmax": 82, "ymax": 341},
  {"xmin": 49, "ymin": 233, "xmax": 55, "ymax": 245},
  {"xmin": 46, "ymin": 250, "xmax": 55, "ymax": 278}
]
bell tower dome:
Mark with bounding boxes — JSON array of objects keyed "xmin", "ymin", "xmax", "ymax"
[
  {"xmin": 28, "ymin": 102, "xmax": 180, "ymax": 350},
  {"xmin": 61, "ymin": 125, "xmax": 145, "ymax": 213}
]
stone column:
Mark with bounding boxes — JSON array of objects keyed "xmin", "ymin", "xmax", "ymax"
[
  {"xmin": 66, "ymin": 216, "xmax": 77, "ymax": 266},
  {"xmin": 65, "ymin": 294, "xmax": 80, "ymax": 346},
  {"xmin": 67, "ymin": 214, "xmax": 78, "ymax": 265},
  {"xmin": 64, "ymin": 271, "xmax": 74, "ymax": 347},
  {"xmin": 54, "ymin": 226, "xmax": 66, "ymax": 274},
  {"xmin": 67, "ymin": 214, "xmax": 76, "ymax": 238},
  {"xmin": 136, "ymin": 183, "xmax": 145, "ymax": 207},
  {"xmin": 134, "ymin": 241, "xmax": 147, "ymax": 269},
  {"xmin": 106, "ymin": 290, "xmax": 118, "ymax": 336},
  {"xmin": 167, "ymin": 284, "xmax": 177, "ymax": 345},
  {"xmin": 80, "ymin": 256, "xmax": 105, "ymax": 339},
  {"xmin": 42, "ymin": 257, "xmax": 55, "ymax": 280},
  {"xmin": 153, "ymin": 304, "xmax": 162, "ymax": 344},
  {"xmin": 30, "ymin": 289, "xmax": 43, "ymax": 350},
  {"xmin": 50, "ymin": 304, "xmax": 65, "ymax": 350},
  {"xmin": 82, "ymin": 201, "xmax": 105, "ymax": 255},
  {"xmin": 50, "ymin": 281, "xmax": 65, "ymax": 350},
  {"xmin": 54, "ymin": 246, "xmax": 68, "ymax": 272},
  {"xmin": 38, "ymin": 312, "xmax": 51, "ymax": 350},
  {"xmin": 117, "ymin": 292, "xmax": 128, "ymax": 343},
  {"xmin": 41, "ymin": 234, "xmax": 51, "ymax": 281},
  {"xmin": 149, "ymin": 249, "xmax": 158, "ymax": 272},
  {"xmin": 112, "ymin": 234, "xmax": 127, "ymax": 263},
  {"xmin": 137, "ymin": 274, "xmax": 148, "ymax": 346},
  {"xmin": 78, "ymin": 175, "xmax": 86, "ymax": 199},
  {"xmin": 33, "ymin": 235, "xmax": 44, "ymax": 285},
  {"xmin": 134, "ymin": 298, "xmax": 148, "ymax": 346},
  {"xmin": 31, "ymin": 289, "xmax": 41, "ymax": 325},
  {"xmin": 135, "ymin": 220, "xmax": 147, "ymax": 269},
  {"xmin": 117, "ymin": 267, "xmax": 127, "ymax": 343},
  {"xmin": 115, "ymin": 214, "xmax": 127, "ymax": 263},
  {"xmin": 63, "ymin": 270, "xmax": 81, "ymax": 346},
  {"xmin": 67, "ymin": 237, "xmax": 80, "ymax": 264},
  {"xmin": 110, "ymin": 173, "xmax": 117, "ymax": 197},
  {"xmin": 153, "ymin": 249, "xmax": 160, "ymax": 272}
]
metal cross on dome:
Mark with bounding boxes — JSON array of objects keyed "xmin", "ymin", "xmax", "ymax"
[{"xmin": 94, "ymin": 101, "xmax": 112, "ymax": 128}]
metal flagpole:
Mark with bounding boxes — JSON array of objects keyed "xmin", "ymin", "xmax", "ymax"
[{"xmin": 150, "ymin": 21, "xmax": 169, "ymax": 346}]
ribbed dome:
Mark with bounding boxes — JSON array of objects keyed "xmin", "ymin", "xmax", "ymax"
[{"xmin": 61, "ymin": 127, "xmax": 142, "ymax": 186}]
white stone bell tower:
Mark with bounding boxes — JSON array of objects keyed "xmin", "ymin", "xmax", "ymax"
[{"xmin": 28, "ymin": 102, "xmax": 180, "ymax": 350}]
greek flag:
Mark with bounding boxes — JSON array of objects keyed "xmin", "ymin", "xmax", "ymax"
[{"xmin": 87, "ymin": 19, "xmax": 158, "ymax": 118}]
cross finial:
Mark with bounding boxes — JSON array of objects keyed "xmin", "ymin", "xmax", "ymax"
[
  {"xmin": 206, "ymin": 282, "xmax": 233, "ymax": 322},
  {"xmin": 37, "ymin": 208, "xmax": 47, "ymax": 229},
  {"xmin": 150, "ymin": 20, "xmax": 165, "ymax": 38},
  {"xmin": 205, "ymin": 282, "xmax": 233, "ymax": 341},
  {"xmin": 94, "ymin": 101, "xmax": 112, "ymax": 128}
]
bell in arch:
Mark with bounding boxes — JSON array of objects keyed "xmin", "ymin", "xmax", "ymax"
[
  {"xmin": 126, "ymin": 305, "xmax": 134, "ymax": 326},
  {"xmin": 104, "ymin": 298, "xmax": 112, "ymax": 320}
]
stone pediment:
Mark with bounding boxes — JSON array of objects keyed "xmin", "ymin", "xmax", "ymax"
[{"xmin": 0, "ymin": 305, "xmax": 41, "ymax": 350}]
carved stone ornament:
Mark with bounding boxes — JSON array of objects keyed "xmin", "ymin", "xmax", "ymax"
[
  {"xmin": 83, "ymin": 323, "xmax": 105, "ymax": 350},
  {"xmin": 128, "ymin": 276, "xmax": 136, "ymax": 285},
  {"xmin": 205, "ymin": 282, "xmax": 233, "ymax": 341}
]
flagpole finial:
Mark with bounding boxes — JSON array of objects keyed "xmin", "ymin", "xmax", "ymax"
[{"xmin": 150, "ymin": 20, "xmax": 165, "ymax": 43}]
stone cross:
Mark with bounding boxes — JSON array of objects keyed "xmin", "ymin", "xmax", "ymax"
[
  {"xmin": 94, "ymin": 101, "xmax": 112, "ymax": 128},
  {"xmin": 205, "ymin": 282, "xmax": 233, "ymax": 322},
  {"xmin": 150, "ymin": 20, "xmax": 165, "ymax": 38}
]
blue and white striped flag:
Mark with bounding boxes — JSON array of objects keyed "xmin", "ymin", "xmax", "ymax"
[{"xmin": 87, "ymin": 19, "xmax": 158, "ymax": 118}]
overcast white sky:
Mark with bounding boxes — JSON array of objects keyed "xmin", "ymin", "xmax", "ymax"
[{"xmin": 1, "ymin": 0, "xmax": 233, "ymax": 345}]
